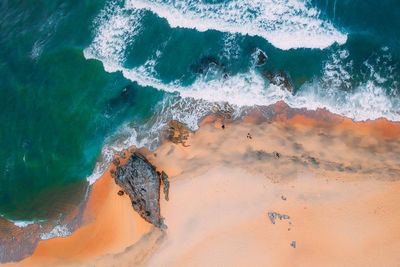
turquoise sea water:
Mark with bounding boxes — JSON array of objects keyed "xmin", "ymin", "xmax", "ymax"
[{"xmin": 1, "ymin": 0, "xmax": 399, "ymax": 226}]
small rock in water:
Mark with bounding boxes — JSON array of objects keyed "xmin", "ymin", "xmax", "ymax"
[
  {"xmin": 291, "ymin": 241, "xmax": 296, "ymax": 248},
  {"xmin": 265, "ymin": 71, "xmax": 294, "ymax": 93},
  {"xmin": 253, "ymin": 48, "xmax": 268, "ymax": 66}
]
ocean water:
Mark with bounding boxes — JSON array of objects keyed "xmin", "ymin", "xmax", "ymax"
[{"xmin": 1, "ymin": 0, "xmax": 399, "ymax": 229}]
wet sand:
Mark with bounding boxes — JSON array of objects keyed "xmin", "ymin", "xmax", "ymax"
[
  {"xmin": 7, "ymin": 105, "xmax": 400, "ymax": 266},
  {"xmin": 7, "ymin": 153, "xmax": 162, "ymax": 267}
]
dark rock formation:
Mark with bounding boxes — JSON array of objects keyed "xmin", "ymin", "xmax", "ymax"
[
  {"xmin": 161, "ymin": 171, "xmax": 170, "ymax": 201},
  {"xmin": 267, "ymin": 212, "xmax": 290, "ymax": 224},
  {"xmin": 166, "ymin": 120, "xmax": 192, "ymax": 147},
  {"xmin": 253, "ymin": 48, "xmax": 268, "ymax": 66},
  {"xmin": 115, "ymin": 152, "xmax": 163, "ymax": 227},
  {"xmin": 190, "ymin": 56, "xmax": 225, "ymax": 74},
  {"xmin": 107, "ymin": 84, "xmax": 136, "ymax": 110},
  {"xmin": 113, "ymin": 158, "xmax": 120, "ymax": 166},
  {"xmin": 265, "ymin": 71, "xmax": 294, "ymax": 93},
  {"xmin": 213, "ymin": 104, "xmax": 234, "ymax": 120},
  {"xmin": 121, "ymin": 84, "xmax": 134, "ymax": 99}
]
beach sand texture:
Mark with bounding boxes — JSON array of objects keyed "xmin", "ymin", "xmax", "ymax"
[{"xmin": 9, "ymin": 107, "xmax": 400, "ymax": 266}]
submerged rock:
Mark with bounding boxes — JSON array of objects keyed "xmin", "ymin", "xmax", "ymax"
[
  {"xmin": 115, "ymin": 152, "xmax": 163, "ymax": 227},
  {"xmin": 190, "ymin": 56, "xmax": 226, "ymax": 75},
  {"xmin": 253, "ymin": 48, "xmax": 268, "ymax": 66},
  {"xmin": 265, "ymin": 71, "xmax": 294, "ymax": 93}
]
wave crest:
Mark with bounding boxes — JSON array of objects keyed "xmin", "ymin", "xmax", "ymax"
[{"xmin": 127, "ymin": 0, "xmax": 347, "ymax": 50}]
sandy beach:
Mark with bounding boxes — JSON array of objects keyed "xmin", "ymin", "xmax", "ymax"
[
  {"xmin": 7, "ymin": 151, "xmax": 163, "ymax": 267},
  {"xmin": 7, "ymin": 104, "xmax": 400, "ymax": 266}
]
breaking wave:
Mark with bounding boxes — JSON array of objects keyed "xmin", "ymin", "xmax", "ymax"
[
  {"xmin": 83, "ymin": 0, "xmax": 400, "ymax": 185},
  {"xmin": 127, "ymin": 0, "xmax": 347, "ymax": 50}
]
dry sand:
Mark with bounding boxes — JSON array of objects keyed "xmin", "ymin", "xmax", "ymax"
[
  {"xmin": 143, "ymin": 109, "xmax": 400, "ymax": 267},
  {"xmin": 7, "ymin": 106, "xmax": 400, "ymax": 266}
]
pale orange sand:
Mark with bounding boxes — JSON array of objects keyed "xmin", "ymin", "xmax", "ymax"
[
  {"xmin": 142, "ymin": 111, "xmax": 400, "ymax": 267},
  {"xmin": 8, "ymin": 107, "xmax": 400, "ymax": 266}
]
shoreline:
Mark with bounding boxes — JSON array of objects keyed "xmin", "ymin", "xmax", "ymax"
[{"xmin": 4, "ymin": 102, "xmax": 400, "ymax": 266}]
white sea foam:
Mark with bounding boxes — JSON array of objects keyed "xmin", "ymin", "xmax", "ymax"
[
  {"xmin": 291, "ymin": 48, "xmax": 400, "ymax": 121},
  {"xmin": 11, "ymin": 220, "xmax": 36, "ymax": 228},
  {"xmin": 40, "ymin": 225, "xmax": 72, "ymax": 240},
  {"xmin": 83, "ymin": 1, "xmax": 399, "ymax": 185},
  {"xmin": 0, "ymin": 214, "xmax": 43, "ymax": 228},
  {"xmin": 85, "ymin": 2, "xmax": 144, "ymax": 69},
  {"xmin": 84, "ymin": 2, "xmax": 399, "ymax": 121},
  {"xmin": 222, "ymin": 33, "xmax": 241, "ymax": 60},
  {"xmin": 88, "ymin": 43, "xmax": 400, "ymax": 123},
  {"xmin": 86, "ymin": 22, "xmax": 400, "ymax": 122},
  {"xmin": 126, "ymin": 0, "xmax": 347, "ymax": 50},
  {"xmin": 85, "ymin": 95, "xmax": 217, "ymax": 185}
]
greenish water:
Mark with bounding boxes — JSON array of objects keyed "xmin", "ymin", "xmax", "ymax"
[
  {"xmin": 1, "ymin": 0, "xmax": 400, "ymax": 223},
  {"xmin": 0, "ymin": 0, "xmax": 164, "ymax": 220}
]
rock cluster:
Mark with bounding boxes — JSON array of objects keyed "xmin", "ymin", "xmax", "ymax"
[
  {"xmin": 166, "ymin": 120, "xmax": 192, "ymax": 147},
  {"xmin": 267, "ymin": 212, "xmax": 290, "ymax": 224},
  {"xmin": 213, "ymin": 104, "xmax": 234, "ymax": 120},
  {"xmin": 161, "ymin": 171, "xmax": 170, "ymax": 201},
  {"xmin": 265, "ymin": 71, "xmax": 294, "ymax": 93},
  {"xmin": 253, "ymin": 48, "xmax": 268, "ymax": 66},
  {"xmin": 115, "ymin": 152, "xmax": 169, "ymax": 228}
]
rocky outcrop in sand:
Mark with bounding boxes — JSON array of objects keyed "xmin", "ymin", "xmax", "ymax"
[
  {"xmin": 161, "ymin": 171, "xmax": 170, "ymax": 201},
  {"xmin": 166, "ymin": 120, "xmax": 192, "ymax": 147},
  {"xmin": 115, "ymin": 152, "xmax": 165, "ymax": 228}
]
